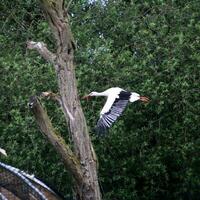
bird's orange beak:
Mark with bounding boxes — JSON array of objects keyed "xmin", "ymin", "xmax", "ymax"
[
  {"xmin": 139, "ymin": 96, "xmax": 150, "ymax": 103},
  {"xmin": 82, "ymin": 95, "xmax": 92, "ymax": 100}
]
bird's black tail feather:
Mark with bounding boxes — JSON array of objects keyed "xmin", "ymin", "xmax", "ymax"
[{"xmin": 95, "ymin": 125, "xmax": 108, "ymax": 137}]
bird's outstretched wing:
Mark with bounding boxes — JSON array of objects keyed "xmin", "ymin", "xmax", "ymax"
[{"xmin": 96, "ymin": 91, "xmax": 131, "ymax": 135}]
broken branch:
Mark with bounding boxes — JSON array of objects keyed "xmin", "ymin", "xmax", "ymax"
[
  {"xmin": 28, "ymin": 96, "xmax": 83, "ymax": 185},
  {"xmin": 40, "ymin": 91, "xmax": 74, "ymax": 122},
  {"xmin": 27, "ymin": 41, "xmax": 56, "ymax": 64},
  {"xmin": 40, "ymin": 91, "xmax": 61, "ymax": 104}
]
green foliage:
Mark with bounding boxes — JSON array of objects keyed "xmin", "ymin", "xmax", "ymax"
[{"xmin": 1, "ymin": 0, "xmax": 200, "ymax": 199}]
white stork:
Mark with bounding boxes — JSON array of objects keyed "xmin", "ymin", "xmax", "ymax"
[{"xmin": 82, "ymin": 87, "xmax": 149, "ymax": 134}]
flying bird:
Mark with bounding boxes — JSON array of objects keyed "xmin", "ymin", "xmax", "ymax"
[{"xmin": 82, "ymin": 87, "xmax": 149, "ymax": 134}]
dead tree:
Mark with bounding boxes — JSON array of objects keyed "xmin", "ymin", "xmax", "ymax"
[{"xmin": 27, "ymin": 1, "xmax": 101, "ymax": 199}]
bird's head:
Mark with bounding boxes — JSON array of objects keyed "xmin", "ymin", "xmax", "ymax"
[
  {"xmin": 82, "ymin": 92, "xmax": 97, "ymax": 100},
  {"xmin": 131, "ymin": 92, "xmax": 150, "ymax": 103}
]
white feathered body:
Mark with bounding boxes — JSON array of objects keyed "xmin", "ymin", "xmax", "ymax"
[{"xmin": 99, "ymin": 87, "xmax": 139, "ymax": 115}]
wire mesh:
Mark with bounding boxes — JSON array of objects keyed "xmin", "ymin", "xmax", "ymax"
[
  {"xmin": 0, "ymin": 192, "xmax": 8, "ymax": 200},
  {"xmin": 0, "ymin": 162, "xmax": 62, "ymax": 200}
]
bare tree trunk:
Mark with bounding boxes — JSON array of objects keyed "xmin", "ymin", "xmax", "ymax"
[{"xmin": 27, "ymin": 1, "xmax": 101, "ymax": 199}]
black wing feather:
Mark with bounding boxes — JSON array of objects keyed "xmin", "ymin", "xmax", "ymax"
[{"xmin": 96, "ymin": 91, "xmax": 131, "ymax": 135}]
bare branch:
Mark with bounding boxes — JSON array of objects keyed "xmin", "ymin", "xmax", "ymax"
[
  {"xmin": 28, "ymin": 96, "xmax": 83, "ymax": 185},
  {"xmin": 40, "ymin": 91, "xmax": 74, "ymax": 121},
  {"xmin": 27, "ymin": 41, "xmax": 56, "ymax": 64},
  {"xmin": 66, "ymin": 0, "xmax": 73, "ymax": 11},
  {"xmin": 40, "ymin": 91, "xmax": 61, "ymax": 104}
]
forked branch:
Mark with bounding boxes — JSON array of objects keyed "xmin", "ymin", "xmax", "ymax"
[
  {"xmin": 28, "ymin": 0, "xmax": 101, "ymax": 198},
  {"xmin": 28, "ymin": 96, "xmax": 83, "ymax": 185},
  {"xmin": 40, "ymin": 91, "xmax": 75, "ymax": 121}
]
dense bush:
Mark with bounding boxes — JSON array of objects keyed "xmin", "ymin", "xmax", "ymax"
[{"xmin": 1, "ymin": 0, "xmax": 200, "ymax": 199}]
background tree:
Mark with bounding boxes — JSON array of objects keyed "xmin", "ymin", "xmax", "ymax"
[{"xmin": 1, "ymin": 0, "xmax": 200, "ymax": 199}]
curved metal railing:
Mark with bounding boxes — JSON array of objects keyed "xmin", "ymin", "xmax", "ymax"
[{"xmin": 0, "ymin": 162, "xmax": 62, "ymax": 200}]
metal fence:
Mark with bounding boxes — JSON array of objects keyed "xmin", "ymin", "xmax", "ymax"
[{"xmin": 0, "ymin": 162, "xmax": 62, "ymax": 200}]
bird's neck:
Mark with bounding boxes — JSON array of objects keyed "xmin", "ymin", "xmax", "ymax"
[{"xmin": 93, "ymin": 91, "xmax": 108, "ymax": 97}]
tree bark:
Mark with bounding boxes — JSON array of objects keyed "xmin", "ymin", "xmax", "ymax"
[
  {"xmin": 27, "ymin": 1, "xmax": 101, "ymax": 199},
  {"xmin": 28, "ymin": 96, "xmax": 83, "ymax": 186}
]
